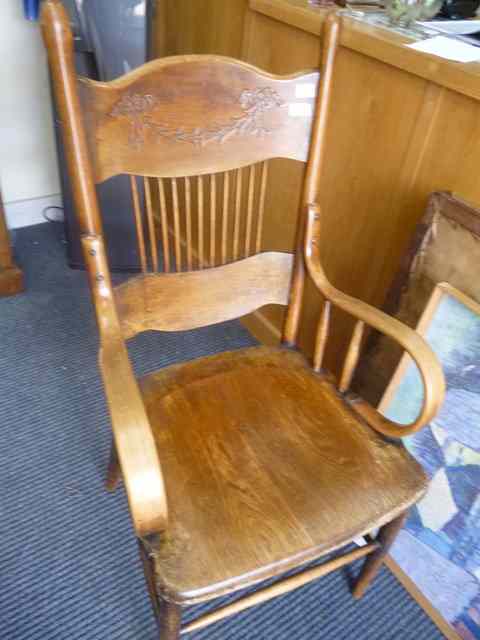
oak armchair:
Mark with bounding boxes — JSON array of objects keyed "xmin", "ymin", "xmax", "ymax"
[{"xmin": 42, "ymin": 2, "xmax": 445, "ymax": 638}]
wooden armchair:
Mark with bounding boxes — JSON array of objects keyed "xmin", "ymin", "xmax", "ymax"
[{"xmin": 42, "ymin": 2, "xmax": 445, "ymax": 638}]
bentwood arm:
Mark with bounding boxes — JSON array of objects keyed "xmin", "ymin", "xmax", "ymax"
[
  {"xmin": 304, "ymin": 204, "xmax": 446, "ymax": 439},
  {"xmin": 84, "ymin": 234, "xmax": 168, "ymax": 537}
]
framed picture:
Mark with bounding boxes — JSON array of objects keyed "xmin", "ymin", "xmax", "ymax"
[
  {"xmin": 355, "ymin": 191, "xmax": 480, "ymax": 407},
  {"xmin": 379, "ymin": 283, "xmax": 480, "ymax": 640}
]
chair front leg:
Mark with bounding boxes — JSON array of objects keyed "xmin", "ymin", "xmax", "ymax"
[
  {"xmin": 353, "ymin": 511, "xmax": 408, "ymax": 599},
  {"xmin": 158, "ymin": 599, "xmax": 182, "ymax": 640},
  {"xmin": 138, "ymin": 539, "xmax": 183, "ymax": 639}
]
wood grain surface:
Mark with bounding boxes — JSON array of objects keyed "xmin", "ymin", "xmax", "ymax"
[
  {"xmin": 141, "ymin": 346, "xmax": 427, "ymax": 603},
  {"xmin": 114, "ymin": 251, "xmax": 293, "ymax": 337},
  {"xmin": 0, "ymin": 190, "xmax": 23, "ymax": 297},
  {"xmin": 78, "ymin": 59, "xmax": 319, "ymax": 182},
  {"xmin": 41, "ymin": 2, "xmax": 445, "ymax": 634}
]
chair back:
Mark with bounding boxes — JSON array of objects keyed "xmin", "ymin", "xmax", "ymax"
[{"xmin": 41, "ymin": 0, "xmax": 339, "ymax": 344}]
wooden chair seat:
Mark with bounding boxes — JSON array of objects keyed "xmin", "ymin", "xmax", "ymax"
[{"xmin": 140, "ymin": 346, "xmax": 427, "ymax": 604}]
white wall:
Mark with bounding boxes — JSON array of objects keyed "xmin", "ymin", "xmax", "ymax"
[{"xmin": 0, "ymin": 0, "xmax": 60, "ymax": 216}]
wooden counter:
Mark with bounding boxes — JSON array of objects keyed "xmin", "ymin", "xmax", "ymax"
[{"xmin": 153, "ymin": 1, "xmax": 480, "ymax": 374}]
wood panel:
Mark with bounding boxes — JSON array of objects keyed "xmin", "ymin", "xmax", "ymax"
[
  {"xmin": 242, "ymin": 6, "xmax": 480, "ymax": 375},
  {"xmin": 150, "ymin": 0, "xmax": 480, "ymax": 378},
  {"xmin": 114, "ymin": 251, "xmax": 293, "ymax": 337},
  {"xmin": 0, "ymin": 190, "xmax": 23, "ymax": 297},
  {"xmin": 78, "ymin": 59, "xmax": 319, "ymax": 182},
  {"xmin": 153, "ymin": 0, "xmax": 249, "ymax": 58},
  {"xmin": 242, "ymin": 12, "xmax": 322, "ymax": 346}
]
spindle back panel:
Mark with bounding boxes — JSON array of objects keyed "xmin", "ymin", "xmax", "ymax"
[
  {"xmin": 77, "ymin": 55, "xmax": 320, "ymax": 337},
  {"xmin": 130, "ymin": 162, "xmax": 271, "ymax": 274}
]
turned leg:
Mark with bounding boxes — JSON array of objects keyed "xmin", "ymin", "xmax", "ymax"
[
  {"xmin": 138, "ymin": 540, "xmax": 183, "ymax": 639},
  {"xmin": 158, "ymin": 598, "xmax": 182, "ymax": 640},
  {"xmin": 105, "ymin": 440, "xmax": 121, "ymax": 491},
  {"xmin": 353, "ymin": 511, "xmax": 407, "ymax": 599}
]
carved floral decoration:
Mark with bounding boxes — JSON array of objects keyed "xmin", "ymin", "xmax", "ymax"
[{"xmin": 109, "ymin": 87, "xmax": 285, "ymax": 148}]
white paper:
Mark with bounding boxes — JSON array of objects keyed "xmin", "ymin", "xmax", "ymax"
[
  {"xmin": 288, "ymin": 102, "xmax": 313, "ymax": 117},
  {"xmin": 420, "ymin": 20, "xmax": 480, "ymax": 36},
  {"xmin": 408, "ymin": 35, "xmax": 480, "ymax": 63},
  {"xmin": 295, "ymin": 83, "xmax": 316, "ymax": 99}
]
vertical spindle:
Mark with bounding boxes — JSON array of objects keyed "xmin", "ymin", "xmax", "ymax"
[
  {"xmin": 221, "ymin": 171, "xmax": 230, "ymax": 265},
  {"xmin": 245, "ymin": 165, "xmax": 255, "ymax": 257},
  {"xmin": 130, "ymin": 175, "xmax": 147, "ymax": 273},
  {"xmin": 185, "ymin": 176, "xmax": 193, "ymax": 271},
  {"xmin": 143, "ymin": 177, "xmax": 158, "ymax": 272},
  {"xmin": 158, "ymin": 178, "xmax": 170, "ymax": 273},
  {"xmin": 198, "ymin": 175, "xmax": 204, "ymax": 268},
  {"xmin": 210, "ymin": 173, "xmax": 216, "ymax": 267},
  {"xmin": 339, "ymin": 320, "xmax": 365, "ymax": 393},
  {"xmin": 171, "ymin": 178, "xmax": 181, "ymax": 271},
  {"xmin": 256, "ymin": 161, "xmax": 268, "ymax": 254},
  {"xmin": 313, "ymin": 300, "xmax": 331, "ymax": 372},
  {"xmin": 233, "ymin": 168, "xmax": 243, "ymax": 260}
]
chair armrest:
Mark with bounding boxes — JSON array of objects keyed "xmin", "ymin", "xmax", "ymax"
[
  {"xmin": 304, "ymin": 204, "xmax": 445, "ymax": 438},
  {"xmin": 82, "ymin": 233, "xmax": 168, "ymax": 536},
  {"xmin": 100, "ymin": 335, "xmax": 168, "ymax": 536}
]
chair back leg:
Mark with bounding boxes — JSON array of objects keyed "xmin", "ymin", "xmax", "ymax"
[
  {"xmin": 353, "ymin": 511, "xmax": 408, "ymax": 599},
  {"xmin": 105, "ymin": 441, "xmax": 121, "ymax": 491}
]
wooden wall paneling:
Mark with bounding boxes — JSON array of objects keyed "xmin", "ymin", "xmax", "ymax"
[
  {"xmin": 304, "ymin": 50, "xmax": 436, "ymax": 371},
  {"xmin": 150, "ymin": 1, "xmax": 480, "ymax": 374},
  {"xmin": 411, "ymin": 88, "xmax": 480, "ymax": 206},
  {"xmin": 241, "ymin": 11, "xmax": 321, "ymax": 346},
  {"xmin": 153, "ymin": 0, "xmax": 250, "ymax": 58},
  {"xmin": 242, "ymin": 10, "xmax": 435, "ymax": 372}
]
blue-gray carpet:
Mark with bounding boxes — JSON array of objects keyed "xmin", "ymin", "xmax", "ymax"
[{"xmin": 0, "ymin": 223, "xmax": 445, "ymax": 640}]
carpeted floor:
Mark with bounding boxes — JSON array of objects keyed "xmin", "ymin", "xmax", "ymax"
[{"xmin": 0, "ymin": 223, "xmax": 445, "ymax": 640}]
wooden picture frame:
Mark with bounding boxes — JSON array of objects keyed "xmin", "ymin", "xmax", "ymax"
[
  {"xmin": 381, "ymin": 283, "xmax": 480, "ymax": 640},
  {"xmin": 355, "ymin": 191, "xmax": 480, "ymax": 407}
]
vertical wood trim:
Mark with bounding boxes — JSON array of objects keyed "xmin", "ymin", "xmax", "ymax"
[
  {"xmin": 210, "ymin": 173, "xmax": 217, "ymax": 267},
  {"xmin": 158, "ymin": 178, "xmax": 170, "ymax": 273},
  {"xmin": 144, "ymin": 177, "xmax": 158, "ymax": 272},
  {"xmin": 245, "ymin": 164, "xmax": 256, "ymax": 257},
  {"xmin": 233, "ymin": 167, "xmax": 243, "ymax": 260},
  {"xmin": 396, "ymin": 83, "xmax": 445, "ymax": 196},
  {"xmin": 130, "ymin": 175, "xmax": 147, "ymax": 273},
  {"xmin": 256, "ymin": 160, "xmax": 268, "ymax": 253},
  {"xmin": 185, "ymin": 176, "xmax": 193, "ymax": 271},
  {"xmin": 339, "ymin": 320, "xmax": 365, "ymax": 393},
  {"xmin": 171, "ymin": 177, "xmax": 182, "ymax": 271},
  {"xmin": 282, "ymin": 14, "xmax": 340, "ymax": 345},
  {"xmin": 313, "ymin": 299, "xmax": 331, "ymax": 372},
  {"xmin": 222, "ymin": 171, "xmax": 230, "ymax": 265},
  {"xmin": 198, "ymin": 175, "xmax": 204, "ymax": 268}
]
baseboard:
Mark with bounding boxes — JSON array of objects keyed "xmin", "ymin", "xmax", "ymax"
[{"xmin": 4, "ymin": 193, "xmax": 62, "ymax": 229}]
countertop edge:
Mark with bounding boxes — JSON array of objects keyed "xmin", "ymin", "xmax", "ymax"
[{"xmin": 249, "ymin": 0, "xmax": 480, "ymax": 101}]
